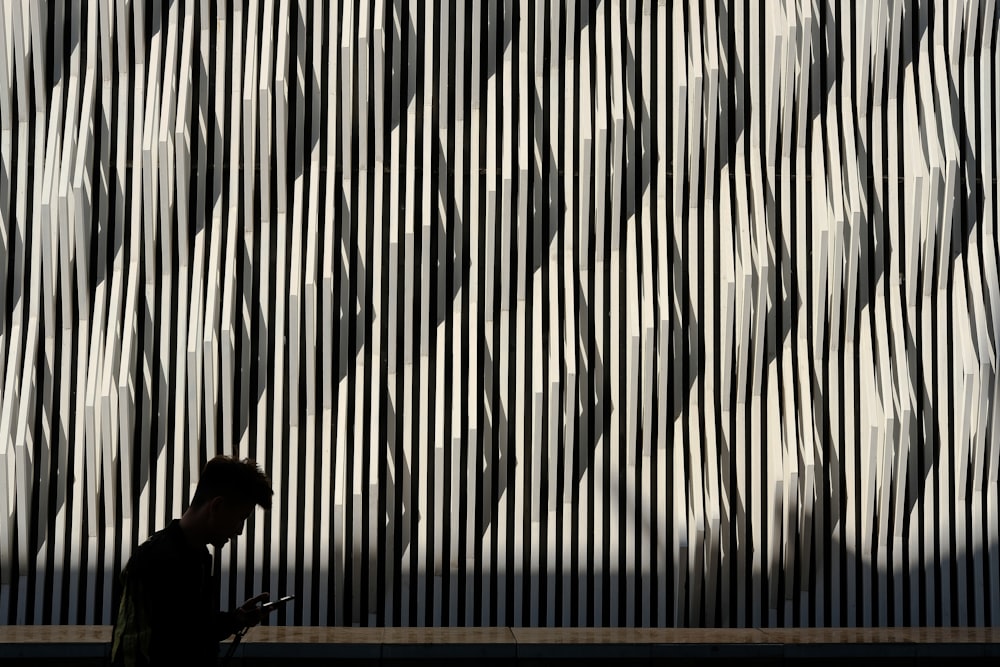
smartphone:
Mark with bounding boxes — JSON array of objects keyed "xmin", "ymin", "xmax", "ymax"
[{"xmin": 259, "ymin": 595, "xmax": 295, "ymax": 611}]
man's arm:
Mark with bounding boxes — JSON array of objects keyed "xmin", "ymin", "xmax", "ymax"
[
  {"xmin": 213, "ymin": 593, "xmax": 276, "ymax": 640},
  {"xmin": 110, "ymin": 565, "xmax": 154, "ymax": 667}
]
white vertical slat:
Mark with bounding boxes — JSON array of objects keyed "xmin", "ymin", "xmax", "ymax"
[
  {"xmin": 983, "ymin": 0, "xmax": 1000, "ymax": 626},
  {"xmin": 936, "ymin": 3, "xmax": 959, "ymax": 626},
  {"xmin": 285, "ymin": 0, "xmax": 311, "ymax": 622},
  {"xmin": 775, "ymin": 9, "xmax": 799, "ymax": 621},
  {"xmin": 430, "ymin": 0, "xmax": 448, "ymax": 627},
  {"xmin": 416, "ymin": 0, "xmax": 435, "ymax": 624},
  {"xmin": 204, "ymin": 163, "xmax": 224, "ymax": 465},
  {"xmin": 0, "ymin": 13, "xmax": 9, "ymax": 484},
  {"xmin": 33, "ymin": 86, "xmax": 59, "ymax": 626},
  {"xmin": 143, "ymin": 0, "xmax": 168, "ymax": 536},
  {"xmin": 7, "ymin": 0, "xmax": 29, "ymax": 121},
  {"xmin": 591, "ymin": 0, "xmax": 611, "ymax": 626},
  {"xmin": 465, "ymin": 0, "xmax": 482, "ymax": 625},
  {"xmin": 215, "ymin": 0, "xmax": 248, "ymax": 613},
  {"xmin": 319, "ymin": 0, "xmax": 339, "ymax": 623},
  {"xmin": 0, "ymin": 3, "xmax": 12, "ymax": 129},
  {"xmin": 260, "ymin": 0, "xmax": 284, "ymax": 611},
  {"xmin": 716, "ymin": 4, "xmax": 735, "ymax": 614},
  {"xmin": 793, "ymin": 0, "xmax": 815, "ymax": 628},
  {"xmin": 573, "ymin": 0, "xmax": 591, "ymax": 628},
  {"xmin": 20, "ymin": 108, "xmax": 44, "ymax": 623},
  {"xmin": 541, "ymin": 0, "xmax": 559, "ymax": 629},
  {"xmin": 684, "ymin": 0, "xmax": 706, "ymax": 619},
  {"xmin": 12, "ymin": 318, "xmax": 38, "ymax": 623},
  {"xmin": 75, "ymin": 48, "xmax": 100, "ymax": 536},
  {"xmin": 398, "ymin": 0, "xmax": 416, "ymax": 624},
  {"xmin": 270, "ymin": 0, "xmax": 294, "ymax": 605},
  {"xmin": 155, "ymin": 0, "xmax": 187, "ymax": 529},
  {"xmin": 700, "ymin": 0, "xmax": 721, "ymax": 627},
  {"xmin": 299, "ymin": 0, "xmax": 325, "ymax": 627}
]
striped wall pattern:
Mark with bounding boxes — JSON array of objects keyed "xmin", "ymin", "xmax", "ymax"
[{"xmin": 1, "ymin": 0, "xmax": 999, "ymax": 629}]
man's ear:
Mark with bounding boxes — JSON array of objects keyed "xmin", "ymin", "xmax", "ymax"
[{"xmin": 207, "ymin": 495, "xmax": 227, "ymax": 517}]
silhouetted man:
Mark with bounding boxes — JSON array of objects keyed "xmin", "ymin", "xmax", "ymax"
[{"xmin": 111, "ymin": 456, "xmax": 277, "ymax": 666}]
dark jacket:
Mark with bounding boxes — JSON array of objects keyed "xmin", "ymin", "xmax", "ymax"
[{"xmin": 110, "ymin": 520, "xmax": 241, "ymax": 666}]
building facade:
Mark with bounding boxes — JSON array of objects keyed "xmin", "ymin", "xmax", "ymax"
[{"xmin": 1, "ymin": 0, "xmax": 998, "ymax": 627}]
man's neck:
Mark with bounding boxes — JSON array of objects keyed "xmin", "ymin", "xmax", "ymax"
[{"xmin": 178, "ymin": 509, "xmax": 210, "ymax": 548}]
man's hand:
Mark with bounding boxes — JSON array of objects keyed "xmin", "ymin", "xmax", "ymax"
[{"xmin": 234, "ymin": 592, "xmax": 275, "ymax": 629}]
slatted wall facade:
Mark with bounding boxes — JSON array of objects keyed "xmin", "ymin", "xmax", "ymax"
[{"xmin": 1, "ymin": 0, "xmax": 999, "ymax": 628}]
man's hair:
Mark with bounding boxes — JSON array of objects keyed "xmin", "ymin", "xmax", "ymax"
[{"xmin": 190, "ymin": 456, "xmax": 273, "ymax": 510}]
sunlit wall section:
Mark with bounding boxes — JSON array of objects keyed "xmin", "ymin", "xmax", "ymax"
[{"xmin": 1, "ymin": 0, "xmax": 998, "ymax": 628}]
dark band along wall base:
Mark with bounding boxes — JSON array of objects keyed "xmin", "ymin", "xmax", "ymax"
[{"xmin": 0, "ymin": 0, "xmax": 998, "ymax": 628}]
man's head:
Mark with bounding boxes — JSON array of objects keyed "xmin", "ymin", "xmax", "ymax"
[{"xmin": 187, "ymin": 456, "xmax": 273, "ymax": 548}]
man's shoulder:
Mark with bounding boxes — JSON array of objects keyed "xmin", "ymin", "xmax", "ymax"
[{"xmin": 126, "ymin": 522, "xmax": 184, "ymax": 570}]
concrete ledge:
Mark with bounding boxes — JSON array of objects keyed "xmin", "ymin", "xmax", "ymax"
[
  {"xmin": 0, "ymin": 626, "xmax": 110, "ymax": 659},
  {"xmin": 2, "ymin": 626, "xmax": 999, "ymax": 663},
  {"xmin": 381, "ymin": 627, "xmax": 518, "ymax": 660}
]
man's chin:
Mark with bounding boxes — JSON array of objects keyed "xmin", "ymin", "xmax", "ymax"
[{"xmin": 212, "ymin": 538, "xmax": 230, "ymax": 548}]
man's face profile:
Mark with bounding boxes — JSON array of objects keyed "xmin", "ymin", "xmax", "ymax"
[{"xmin": 208, "ymin": 497, "xmax": 256, "ymax": 548}]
